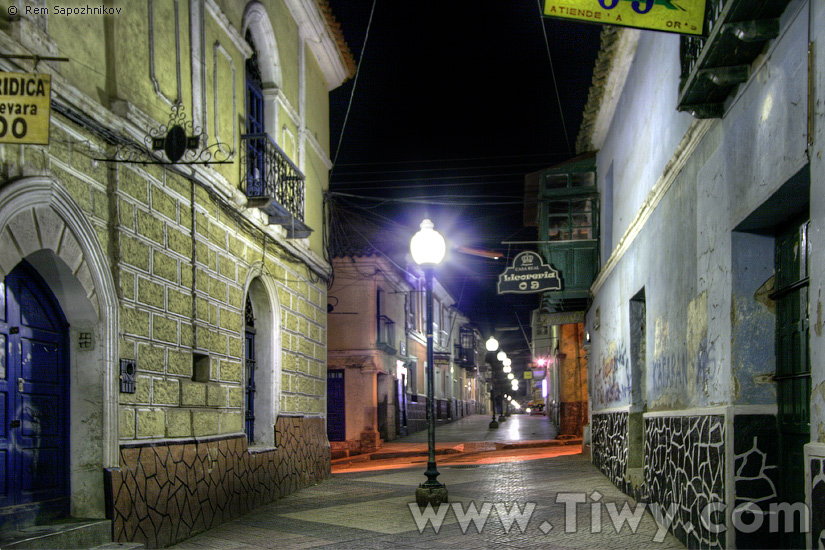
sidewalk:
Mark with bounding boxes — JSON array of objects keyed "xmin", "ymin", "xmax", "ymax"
[{"xmin": 168, "ymin": 415, "xmax": 685, "ymax": 549}]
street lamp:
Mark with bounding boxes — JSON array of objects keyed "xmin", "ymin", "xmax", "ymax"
[
  {"xmin": 410, "ymin": 219, "xmax": 449, "ymax": 507},
  {"xmin": 497, "ymin": 350, "xmax": 506, "ymax": 362},
  {"xmin": 485, "ymin": 336, "xmax": 499, "ymax": 352},
  {"xmin": 485, "ymin": 336, "xmax": 500, "ymax": 429}
]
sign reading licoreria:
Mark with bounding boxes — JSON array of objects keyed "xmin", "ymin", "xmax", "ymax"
[{"xmin": 0, "ymin": 72, "xmax": 51, "ymax": 145}]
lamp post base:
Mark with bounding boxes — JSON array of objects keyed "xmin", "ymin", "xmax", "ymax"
[
  {"xmin": 489, "ymin": 420, "xmax": 499, "ymax": 429},
  {"xmin": 498, "ymin": 415, "xmax": 506, "ymax": 422},
  {"xmin": 415, "ymin": 484, "xmax": 449, "ymax": 507}
]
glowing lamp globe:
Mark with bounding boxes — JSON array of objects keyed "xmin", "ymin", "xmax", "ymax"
[
  {"xmin": 503, "ymin": 357, "xmax": 512, "ymax": 367},
  {"xmin": 410, "ymin": 219, "xmax": 446, "ymax": 266},
  {"xmin": 507, "ymin": 373, "xmax": 514, "ymax": 380},
  {"xmin": 503, "ymin": 365, "xmax": 512, "ymax": 374},
  {"xmin": 485, "ymin": 337, "xmax": 499, "ymax": 352},
  {"xmin": 497, "ymin": 351, "xmax": 506, "ymax": 362}
]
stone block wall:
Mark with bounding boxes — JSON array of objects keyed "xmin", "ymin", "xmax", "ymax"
[
  {"xmin": 13, "ymin": 111, "xmax": 329, "ymax": 541},
  {"xmin": 106, "ymin": 416, "xmax": 329, "ymax": 548},
  {"xmin": 115, "ymin": 163, "xmax": 328, "ymax": 441}
]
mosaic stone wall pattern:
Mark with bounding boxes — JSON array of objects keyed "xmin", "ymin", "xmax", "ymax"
[
  {"xmin": 645, "ymin": 415, "xmax": 725, "ymax": 550},
  {"xmin": 732, "ymin": 415, "xmax": 779, "ymax": 549},
  {"xmin": 105, "ymin": 416, "xmax": 329, "ymax": 548},
  {"xmin": 812, "ymin": 456, "xmax": 825, "ymax": 549},
  {"xmin": 591, "ymin": 412, "xmax": 629, "ymax": 493}
]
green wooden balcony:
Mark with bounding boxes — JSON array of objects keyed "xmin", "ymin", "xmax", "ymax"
[{"xmin": 537, "ymin": 155, "xmax": 599, "ymax": 313}]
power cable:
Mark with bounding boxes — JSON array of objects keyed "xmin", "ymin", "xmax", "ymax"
[
  {"xmin": 536, "ymin": 0, "xmax": 572, "ymax": 155},
  {"xmin": 332, "ymin": 0, "xmax": 378, "ymax": 169}
]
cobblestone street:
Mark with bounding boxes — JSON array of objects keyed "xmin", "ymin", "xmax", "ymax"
[{"xmin": 169, "ymin": 415, "xmax": 684, "ymax": 549}]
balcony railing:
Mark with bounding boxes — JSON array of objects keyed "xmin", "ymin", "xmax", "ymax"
[
  {"xmin": 458, "ymin": 325, "xmax": 479, "ymax": 371},
  {"xmin": 678, "ymin": 0, "xmax": 791, "ymax": 118},
  {"xmin": 241, "ymin": 133, "xmax": 311, "ymax": 238},
  {"xmin": 377, "ymin": 315, "xmax": 398, "ymax": 355}
]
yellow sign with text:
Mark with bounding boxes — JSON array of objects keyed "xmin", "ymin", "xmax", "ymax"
[
  {"xmin": 0, "ymin": 72, "xmax": 51, "ymax": 145},
  {"xmin": 543, "ymin": 0, "xmax": 706, "ymax": 36}
]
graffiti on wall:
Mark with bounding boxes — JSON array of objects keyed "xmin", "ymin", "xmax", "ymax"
[
  {"xmin": 593, "ymin": 341, "xmax": 630, "ymax": 408},
  {"xmin": 649, "ymin": 336, "xmax": 719, "ymax": 407}
]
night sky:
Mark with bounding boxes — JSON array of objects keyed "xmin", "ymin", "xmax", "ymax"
[{"xmin": 326, "ymin": 1, "xmax": 602, "ymax": 367}]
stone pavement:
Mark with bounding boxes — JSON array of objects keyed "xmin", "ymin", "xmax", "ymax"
[
  {"xmin": 331, "ymin": 413, "xmax": 581, "ymax": 473},
  {"xmin": 168, "ymin": 415, "xmax": 685, "ymax": 549}
]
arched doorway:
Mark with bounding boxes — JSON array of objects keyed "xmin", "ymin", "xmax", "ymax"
[
  {"xmin": 0, "ymin": 260, "xmax": 69, "ymax": 527},
  {"xmin": 243, "ymin": 272, "xmax": 281, "ymax": 448},
  {"xmin": 0, "ymin": 176, "xmax": 120, "ymax": 522}
]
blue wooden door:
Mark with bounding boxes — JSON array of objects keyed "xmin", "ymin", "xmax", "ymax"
[
  {"xmin": 0, "ymin": 261, "xmax": 69, "ymax": 521},
  {"xmin": 326, "ymin": 370, "xmax": 345, "ymax": 441}
]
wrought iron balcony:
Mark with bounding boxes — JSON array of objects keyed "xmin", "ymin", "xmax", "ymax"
[
  {"xmin": 678, "ymin": 0, "xmax": 792, "ymax": 118},
  {"xmin": 458, "ymin": 325, "xmax": 479, "ymax": 372},
  {"xmin": 241, "ymin": 133, "xmax": 311, "ymax": 238},
  {"xmin": 377, "ymin": 315, "xmax": 398, "ymax": 355}
]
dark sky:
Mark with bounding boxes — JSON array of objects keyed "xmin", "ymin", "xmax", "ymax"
[{"xmin": 325, "ymin": 1, "xmax": 602, "ymax": 366}]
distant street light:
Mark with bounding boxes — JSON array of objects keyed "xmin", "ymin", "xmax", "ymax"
[
  {"xmin": 485, "ymin": 336, "xmax": 499, "ymax": 352},
  {"xmin": 410, "ymin": 219, "xmax": 448, "ymax": 507},
  {"xmin": 497, "ymin": 351, "xmax": 506, "ymax": 362},
  {"xmin": 503, "ymin": 357, "xmax": 512, "ymax": 367}
]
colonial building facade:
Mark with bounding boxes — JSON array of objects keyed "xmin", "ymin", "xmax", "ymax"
[
  {"xmin": 327, "ymin": 247, "xmax": 489, "ymax": 456},
  {"xmin": 0, "ymin": 1, "xmax": 353, "ymax": 547},
  {"xmin": 578, "ymin": 0, "xmax": 825, "ymax": 548}
]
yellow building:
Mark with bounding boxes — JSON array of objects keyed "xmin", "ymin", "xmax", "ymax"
[{"xmin": 0, "ymin": 0, "xmax": 353, "ymax": 546}]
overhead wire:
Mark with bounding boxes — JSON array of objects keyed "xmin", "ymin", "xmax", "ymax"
[
  {"xmin": 331, "ymin": 0, "xmax": 378, "ymax": 170},
  {"xmin": 329, "ymin": 192, "xmax": 526, "ymax": 207},
  {"xmin": 535, "ymin": 0, "xmax": 572, "ymax": 155}
]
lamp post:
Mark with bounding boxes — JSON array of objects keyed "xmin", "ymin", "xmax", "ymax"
[
  {"xmin": 485, "ymin": 337, "xmax": 499, "ymax": 429},
  {"xmin": 410, "ymin": 219, "xmax": 449, "ymax": 507}
]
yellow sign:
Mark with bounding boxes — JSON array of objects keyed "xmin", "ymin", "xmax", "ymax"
[
  {"xmin": 523, "ymin": 371, "xmax": 534, "ymax": 379},
  {"xmin": 0, "ymin": 72, "xmax": 51, "ymax": 145},
  {"xmin": 543, "ymin": 0, "xmax": 706, "ymax": 36}
]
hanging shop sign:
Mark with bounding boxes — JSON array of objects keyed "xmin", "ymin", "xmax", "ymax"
[
  {"xmin": 497, "ymin": 251, "xmax": 562, "ymax": 295},
  {"xmin": 0, "ymin": 72, "xmax": 51, "ymax": 145},
  {"xmin": 543, "ymin": 0, "xmax": 707, "ymax": 36}
]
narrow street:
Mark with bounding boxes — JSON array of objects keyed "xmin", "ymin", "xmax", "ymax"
[{"xmin": 169, "ymin": 415, "xmax": 685, "ymax": 549}]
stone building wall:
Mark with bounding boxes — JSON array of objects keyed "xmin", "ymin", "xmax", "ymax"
[{"xmin": 0, "ymin": 0, "xmax": 352, "ymax": 543}]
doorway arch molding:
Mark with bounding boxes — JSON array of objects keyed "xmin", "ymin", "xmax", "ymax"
[
  {"xmin": 243, "ymin": 261, "xmax": 282, "ymax": 448},
  {"xmin": 0, "ymin": 176, "xmax": 119, "ymax": 507}
]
